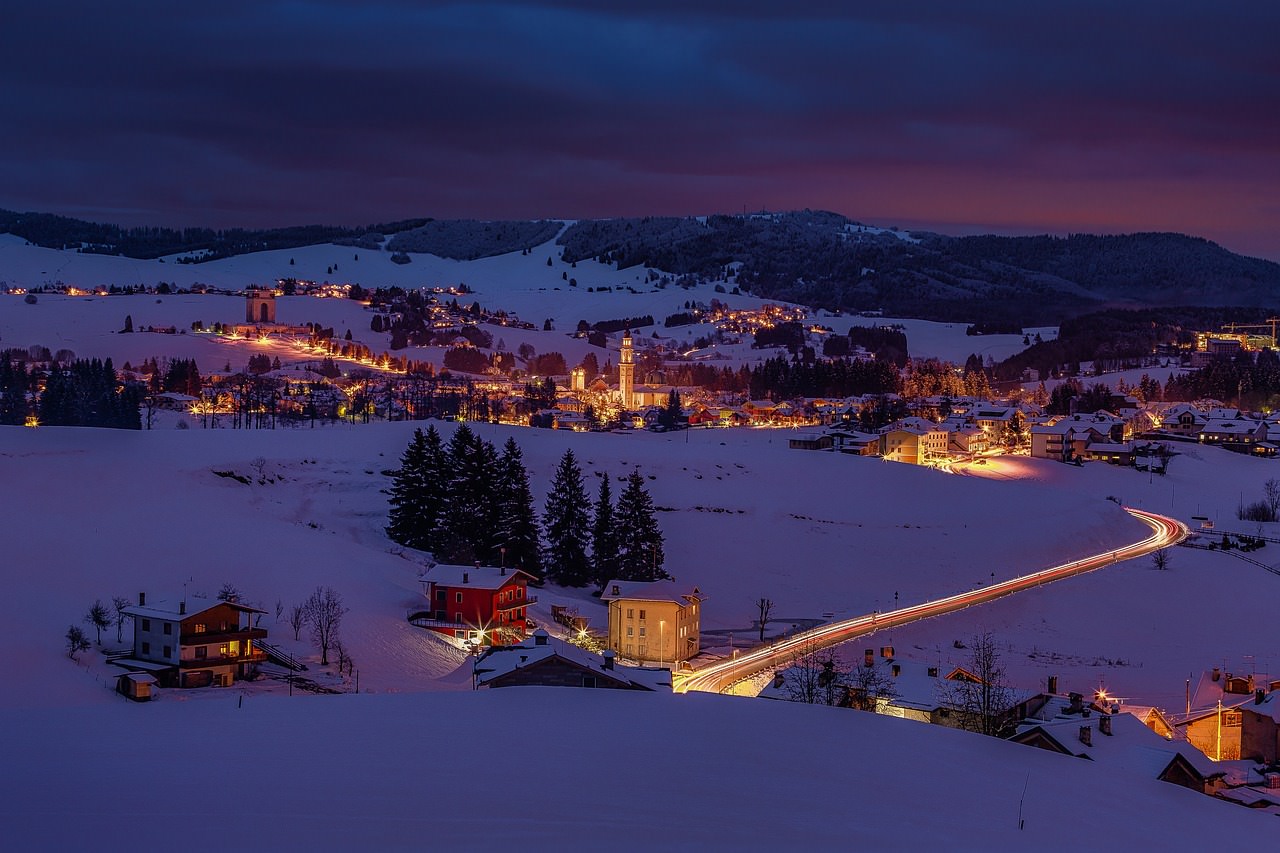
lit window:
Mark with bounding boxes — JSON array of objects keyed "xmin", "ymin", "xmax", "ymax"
[
  {"xmin": 219, "ymin": 644, "xmax": 229, "ymax": 656},
  {"xmin": 193, "ymin": 623, "xmax": 206, "ymax": 634}
]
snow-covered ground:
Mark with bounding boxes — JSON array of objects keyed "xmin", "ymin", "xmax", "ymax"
[
  {"xmin": 6, "ymin": 237, "xmax": 1275, "ymax": 847},
  {"xmin": 3, "ymin": 686, "xmax": 1263, "ymax": 850}
]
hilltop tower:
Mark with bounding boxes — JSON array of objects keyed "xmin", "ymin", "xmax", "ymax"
[
  {"xmin": 245, "ymin": 287, "xmax": 276, "ymax": 324},
  {"xmin": 618, "ymin": 329, "xmax": 634, "ymax": 410}
]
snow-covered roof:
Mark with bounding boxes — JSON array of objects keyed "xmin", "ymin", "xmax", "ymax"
[
  {"xmin": 473, "ymin": 630, "xmax": 671, "ymax": 690},
  {"xmin": 421, "ymin": 563, "xmax": 532, "ymax": 590},
  {"xmin": 1016, "ymin": 712, "xmax": 1217, "ymax": 779},
  {"xmin": 122, "ymin": 596, "xmax": 266, "ymax": 621},
  {"xmin": 600, "ymin": 579, "xmax": 704, "ymax": 605},
  {"xmin": 1202, "ymin": 418, "xmax": 1262, "ymax": 434}
]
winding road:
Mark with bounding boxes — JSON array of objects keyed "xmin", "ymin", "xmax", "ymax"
[{"xmin": 673, "ymin": 507, "xmax": 1187, "ymax": 694}]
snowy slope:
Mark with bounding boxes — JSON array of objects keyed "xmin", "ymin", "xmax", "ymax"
[{"xmin": 0, "ymin": 687, "xmax": 1263, "ymax": 850}]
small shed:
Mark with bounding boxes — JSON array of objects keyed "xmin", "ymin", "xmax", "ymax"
[{"xmin": 117, "ymin": 672, "xmax": 157, "ymax": 702}]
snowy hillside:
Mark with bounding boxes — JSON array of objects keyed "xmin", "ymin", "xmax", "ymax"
[{"xmin": 1, "ymin": 687, "xmax": 1265, "ymax": 850}]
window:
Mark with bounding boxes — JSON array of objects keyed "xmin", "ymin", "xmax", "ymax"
[
  {"xmin": 195, "ymin": 647, "xmax": 207, "ymax": 659},
  {"xmin": 141, "ymin": 642, "xmax": 150, "ymax": 655},
  {"xmin": 219, "ymin": 644, "xmax": 229, "ymax": 656},
  {"xmin": 639, "ymin": 627, "xmax": 646, "ymax": 637},
  {"xmin": 639, "ymin": 609, "xmax": 646, "ymax": 620},
  {"xmin": 626, "ymin": 608, "xmax": 634, "ymax": 619},
  {"xmin": 626, "ymin": 627, "xmax": 633, "ymax": 638},
  {"xmin": 162, "ymin": 645, "xmax": 171, "ymax": 658},
  {"xmin": 436, "ymin": 590, "xmax": 445, "ymax": 602},
  {"xmin": 455, "ymin": 592, "xmax": 463, "ymax": 603},
  {"xmin": 582, "ymin": 676, "xmax": 597, "ymax": 688},
  {"xmin": 163, "ymin": 622, "xmax": 172, "ymax": 635},
  {"xmin": 454, "ymin": 630, "xmax": 464, "ymax": 639},
  {"xmin": 141, "ymin": 619, "xmax": 151, "ymax": 632},
  {"xmin": 193, "ymin": 623, "xmax": 206, "ymax": 634}
]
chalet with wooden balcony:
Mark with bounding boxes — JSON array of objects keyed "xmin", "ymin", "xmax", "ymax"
[
  {"xmin": 120, "ymin": 593, "xmax": 267, "ymax": 688},
  {"xmin": 415, "ymin": 563, "xmax": 536, "ymax": 647}
]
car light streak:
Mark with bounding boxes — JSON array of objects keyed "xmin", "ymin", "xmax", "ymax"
[{"xmin": 673, "ymin": 508, "xmax": 1186, "ymax": 695}]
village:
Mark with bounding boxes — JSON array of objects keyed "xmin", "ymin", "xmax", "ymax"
[{"xmin": 13, "ymin": 280, "xmax": 1280, "ymax": 823}]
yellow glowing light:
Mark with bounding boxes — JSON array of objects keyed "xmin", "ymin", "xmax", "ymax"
[{"xmin": 24, "ymin": 415, "xmax": 39, "ymax": 428}]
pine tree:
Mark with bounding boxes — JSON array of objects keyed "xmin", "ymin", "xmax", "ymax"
[
  {"xmin": 615, "ymin": 469, "xmax": 667, "ymax": 581},
  {"xmin": 386, "ymin": 428, "xmax": 430, "ymax": 548},
  {"xmin": 436, "ymin": 424, "xmax": 499, "ymax": 563},
  {"xmin": 659, "ymin": 389, "xmax": 684, "ymax": 430},
  {"xmin": 494, "ymin": 437, "xmax": 542, "ymax": 578},
  {"xmin": 0, "ymin": 357, "xmax": 28, "ymax": 425},
  {"xmin": 543, "ymin": 450, "xmax": 592, "ymax": 586},
  {"xmin": 590, "ymin": 474, "xmax": 619, "ymax": 587}
]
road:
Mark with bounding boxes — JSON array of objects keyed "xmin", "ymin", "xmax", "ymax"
[{"xmin": 673, "ymin": 507, "xmax": 1187, "ymax": 694}]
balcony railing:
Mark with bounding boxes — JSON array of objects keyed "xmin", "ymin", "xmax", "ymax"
[
  {"xmin": 496, "ymin": 595, "xmax": 536, "ymax": 612},
  {"xmin": 180, "ymin": 627, "xmax": 268, "ymax": 645},
  {"xmin": 179, "ymin": 650, "xmax": 267, "ymax": 668}
]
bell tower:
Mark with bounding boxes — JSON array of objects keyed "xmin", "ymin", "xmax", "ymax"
[
  {"xmin": 245, "ymin": 287, "xmax": 276, "ymax": 324},
  {"xmin": 618, "ymin": 329, "xmax": 634, "ymax": 410}
]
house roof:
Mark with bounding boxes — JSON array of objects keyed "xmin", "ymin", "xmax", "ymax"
[
  {"xmin": 122, "ymin": 596, "xmax": 266, "ymax": 621},
  {"xmin": 422, "ymin": 563, "xmax": 533, "ymax": 591},
  {"xmin": 1013, "ymin": 712, "xmax": 1217, "ymax": 779},
  {"xmin": 600, "ymin": 579, "xmax": 704, "ymax": 605},
  {"xmin": 473, "ymin": 630, "xmax": 671, "ymax": 690}
]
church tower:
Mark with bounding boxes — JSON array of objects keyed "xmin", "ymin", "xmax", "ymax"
[
  {"xmin": 245, "ymin": 287, "xmax": 276, "ymax": 325},
  {"xmin": 618, "ymin": 329, "xmax": 634, "ymax": 410}
]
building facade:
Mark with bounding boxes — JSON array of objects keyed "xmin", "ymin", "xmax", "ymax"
[
  {"xmin": 601, "ymin": 580, "xmax": 703, "ymax": 665},
  {"xmin": 417, "ymin": 564, "xmax": 536, "ymax": 646},
  {"xmin": 121, "ymin": 594, "xmax": 267, "ymax": 688}
]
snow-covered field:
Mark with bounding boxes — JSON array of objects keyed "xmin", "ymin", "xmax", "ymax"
[
  {"xmin": 2, "ymin": 686, "xmax": 1261, "ymax": 850},
  {"xmin": 4, "ymin": 237, "xmax": 1275, "ymax": 847}
]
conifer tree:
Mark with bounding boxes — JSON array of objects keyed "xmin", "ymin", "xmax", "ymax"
[
  {"xmin": 543, "ymin": 450, "xmax": 592, "ymax": 586},
  {"xmin": 0, "ymin": 357, "xmax": 28, "ymax": 425},
  {"xmin": 436, "ymin": 424, "xmax": 499, "ymax": 563},
  {"xmin": 615, "ymin": 469, "xmax": 668, "ymax": 581},
  {"xmin": 495, "ymin": 437, "xmax": 542, "ymax": 578},
  {"xmin": 590, "ymin": 474, "xmax": 619, "ymax": 587},
  {"xmin": 386, "ymin": 428, "xmax": 430, "ymax": 548}
]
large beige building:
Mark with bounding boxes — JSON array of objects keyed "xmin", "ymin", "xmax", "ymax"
[
  {"xmin": 879, "ymin": 417, "xmax": 948, "ymax": 465},
  {"xmin": 601, "ymin": 579, "xmax": 704, "ymax": 666}
]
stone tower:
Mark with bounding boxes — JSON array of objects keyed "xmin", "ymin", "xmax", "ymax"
[
  {"xmin": 618, "ymin": 329, "xmax": 634, "ymax": 410},
  {"xmin": 245, "ymin": 287, "xmax": 276, "ymax": 324}
]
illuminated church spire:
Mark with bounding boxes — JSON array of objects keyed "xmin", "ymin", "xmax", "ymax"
[{"xmin": 618, "ymin": 328, "xmax": 634, "ymax": 410}]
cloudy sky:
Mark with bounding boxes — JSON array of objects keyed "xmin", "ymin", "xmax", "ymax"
[{"xmin": 3, "ymin": 2, "xmax": 1277, "ymax": 258}]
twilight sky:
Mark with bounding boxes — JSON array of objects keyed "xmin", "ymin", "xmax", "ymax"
[{"xmin": 3, "ymin": 2, "xmax": 1278, "ymax": 258}]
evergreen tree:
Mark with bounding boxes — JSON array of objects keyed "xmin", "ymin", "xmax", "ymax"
[
  {"xmin": 0, "ymin": 357, "xmax": 28, "ymax": 425},
  {"xmin": 590, "ymin": 474, "xmax": 619, "ymax": 587},
  {"xmin": 436, "ymin": 424, "xmax": 499, "ymax": 563},
  {"xmin": 494, "ymin": 437, "xmax": 542, "ymax": 578},
  {"xmin": 658, "ymin": 389, "xmax": 684, "ymax": 430},
  {"xmin": 615, "ymin": 469, "xmax": 667, "ymax": 581},
  {"xmin": 542, "ymin": 450, "xmax": 592, "ymax": 586},
  {"xmin": 386, "ymin": 428, "xmax": 430, "ymax": 548}
]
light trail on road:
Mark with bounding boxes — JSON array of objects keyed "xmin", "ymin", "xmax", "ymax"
[{"xmin": 673, "ymin": 507, "xmax": 1187, "ymax": 694}]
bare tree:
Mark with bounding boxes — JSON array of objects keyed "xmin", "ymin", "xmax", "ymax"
[
  {"xmin": 846, "ymin": 658, "xmax": 899, "ymax": 712},
  {"xmin": 940, "ymin": 631, "xmax": 1014, "ymax": 736},
  {"xmin": 302, "ymin": 586, "xmax": 347, "ymax": 666},
  {"xmin": 65, "ymin": 625, "xmax": 91, "ymax": 659},
  {"xmin": 288, "ymin": 603, "xmax": 306, "ymax": 641},
  {"xmin": 111, "ymin": 596, "xmax": 131, "ymax": 643},
  {"xmin": 274, "ymin": 599, "xmax": 284, "ymax": 622},
  {"xmin": 783, "ymin": 639, "xmax": 846, "ymax": 706},
  {"xmin": 335, "ymin": 640, "xmax": 354, "ymax": 677},
  {"xmin": 1152, "ymin": 547, "xmax": 1171, "ymax": 571},
  {"xmin": 755, "ymin": 597, "xmax": 774, "ymax": 642},
  {"xmin": 1266, "ymin": 478, "xmax": 1280, "ymax": 521},
  {"xmin": 217, "ymin": 583, "xmax": 242, "ymax": 603},
  {"xmin": 84, "ymin": 600, "xmax": 112, "ymax": 646}
]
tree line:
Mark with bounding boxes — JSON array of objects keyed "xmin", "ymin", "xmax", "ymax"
[{"xmin": 386, "ymin": 426, "xmax": 667, "ymax": 587}]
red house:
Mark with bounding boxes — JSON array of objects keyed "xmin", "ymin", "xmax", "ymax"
[{"xmin": 416, "ymin": 563, "xmax": 536, "ymax": 646}]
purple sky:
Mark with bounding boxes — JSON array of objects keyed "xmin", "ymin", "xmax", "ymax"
[{"xmin": 3, "ymin": 2, "xmax": 1278, "ymax": 259}]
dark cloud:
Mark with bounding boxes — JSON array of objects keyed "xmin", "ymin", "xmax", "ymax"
[{"xmin": 1, "ymin": 2, "xmax": 1277, "ymax": 258}]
